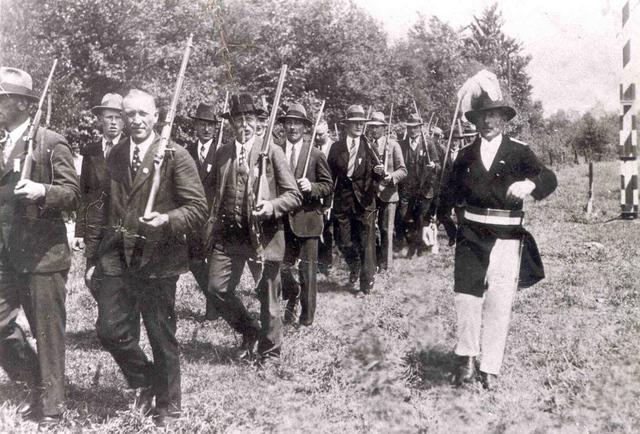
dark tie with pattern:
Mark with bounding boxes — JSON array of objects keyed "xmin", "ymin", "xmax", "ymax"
[
  {"xmin": 238, "ymin": 144, "xmax": 247, "ymax": 174},
  {"xmin": 200, "ymin": 143, "xmax": 206, "ymax": 163},
  {"xmin": 131, "ymin": 145, "xmax": 141, "ymax": 178},
  {"xmin": 289, "ymin": 144, "xmax": 296, "ymax": 171},
  {"xmin": 104, "ymin": 140, "xmax": 113, "ymax": 159}
]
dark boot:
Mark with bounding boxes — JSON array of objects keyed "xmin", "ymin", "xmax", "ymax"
[{"xmin": 454, "ymin": 356, "xmax": 478, "ymax": 386}]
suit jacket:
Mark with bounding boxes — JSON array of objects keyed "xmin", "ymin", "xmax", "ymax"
[
  {"xmin": 86, "ymin": 135, "xmax": 208, "ymax": 278},
  {"xmin": 398, "ymin": 136, "xmax": 441, "ymax": 200},
  {"xmin": 207, "ymin": 138, "xmax": 302, "ymax": 261},
  {"xmin": 281, "ymin": 139, "xmax": 333, "ymax": 237},
  {"xmin": 0, "ymin": 127, "xmax": 79, "ymax": 273},
  {"xmin": 372, "ymin": 136, "xmax": 407, "ymax": 203},
  {"xmin": 327, "ymin": 136, "xmax": 380, "ymax": 215}
]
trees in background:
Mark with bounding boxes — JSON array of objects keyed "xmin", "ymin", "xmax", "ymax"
[{"xmin": 0, "ymin": 0, "xmax": 617, "ymax": 160}]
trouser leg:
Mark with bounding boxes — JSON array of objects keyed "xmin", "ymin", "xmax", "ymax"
[
  {"xmin": 359, "ymin": 209, "xmax": 377, "ymax": 291},
  {"xmin": 256, "ymin": 261, "xmax": 282, "ymax": 356},
  {"xmin": 335, "ymin": 213, "xmax": 359, "ymax": 273},
  {"xmin": 138, "ymin": 277, "xmax": 180, "ymax": 413},
  {"xmin": 454, "ymin": 293, "xmax": 483, "ymax": 357},
  {"xmin": 281, "ymin": 226, "xmax": 301, "ymax": 304},
  {"xmin": 206, "ymin": 246, "xmax": 260, "ymax": 336},
  {"xmin": 299, "ymin": 237, "xmax": 318, "ymax": 323},
  {"xmin": 377, "ymin": 201, "xmax": 396, "ymax": 270},
  {"xmin": 190, "ymin": 258, "xmax": 217, "ymax": 318},
  {"xmin": 480, "ymin": 239, "xmax": 521, "ymax": 375},
  {"xmin": 95, "ymin": 275, "xmax": 152, "ymax": 389}
]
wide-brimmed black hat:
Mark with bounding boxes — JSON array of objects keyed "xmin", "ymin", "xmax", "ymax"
[
  {"xmin": 465, "ymin": 87, "xmax": 516, "ymax": 124},
  {"xmin": 92, "ymin": 93, "xmax": 123, "ymax": 115},
  {"xmin": 221, "ymin": 93, "xmax": 261, "ymax": 120},
  {"xmin": 0, "ymin": 67, "xmax": 38, "ymax": 102},
  {"xmin": 277, "ymin": 102, "xmax": 312, "ymax": 126},
  {"xmin": 190, "ymin": 102, "xmax": 217, "ymax": 122}
]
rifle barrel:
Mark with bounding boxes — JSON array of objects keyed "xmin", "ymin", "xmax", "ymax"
[{"xmin": 303, "ymin": 100, "xmax": 325, "ymax": 177}]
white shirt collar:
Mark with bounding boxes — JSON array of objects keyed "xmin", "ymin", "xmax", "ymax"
[
  {"xmin": 346, "ymin": 135, "xmax": 360, "ymax": 150},
  {"xmin": 103, "ymin": 134, "xmax": 121, "ymax": 148},
  {"xmin": 8, "ymin": 118, "xmax": 30, "ymax": 145},
  {"xmin": 235, "ymin": 135, "xmax": 256, "ymax": 160},
  {"xmin": 480, "ymin": 133, "xmax": 503, "ymax": 170},
  {"xmin": 198, "ymin": 138, "xmax": 213, "ymax": 158},
  {"xmin": 130, "ymin": 132, "xmax": 156, "ymax": 163}
]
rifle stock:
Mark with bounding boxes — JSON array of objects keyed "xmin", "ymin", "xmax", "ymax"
[
  {"xmin": 144, "ymin": 34, "xmax": 194, "ymax": 218},
  {"xmin": 20, "ymin": 59, "xmax": 58, "ymax": 181}
]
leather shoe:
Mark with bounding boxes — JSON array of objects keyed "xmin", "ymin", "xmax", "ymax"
[
  {"xmin": 236, "ymin": 330, "xmax": 259, "ymax": 361},
  {"xmin": 154, "ymin": 407, "xmax": 180, "ymax": 427},
  {"xmin": 479, "ymin": 371, "xmax": 498, "ymax": 391},
  {"xmin": 133, "ymin": 385, "xmax": 155, "ymax": 415},
  {"xmin": 348, "ymin": 269, "xmax": 359, "ymax": 284},
  {"xmin": 38, "ymin": 414, "xmax": 62, "ymax": 428},
  {"xmin": 299, "ymin": 316, "xmax": 313, "ymax": 327},
  {"xmin": 454, "ymin": 356, "xmax": 477, "ymax": 386},
  {"xmin": 16, "ymin": 400, "xmax": 34, "ymax": 417}
]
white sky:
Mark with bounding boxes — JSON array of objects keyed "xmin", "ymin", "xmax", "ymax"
[{"xmin": 354, "ymin": 0, "xmax": 622, "ymax": 115}]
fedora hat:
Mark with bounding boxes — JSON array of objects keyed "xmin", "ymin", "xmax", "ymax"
[
  {"xmin": 91, "ymin": 93, "xmax": 123, "ymax": 115},
  {"xmin": 404, "ymin": 113, "xmax": 423, "ymax": 127},
  {"xmin": 277, "ymin": 102, "xmax": 312, "ymax": 125},
  {"xmin": 342, "ymin": 104, "xmax": 369, "ymax": 123},
  {"xmin": 221, "ymin": 93, "xmax": 261, "ymax": 120},
  {"xmin": 430, "ymin": 126, "xmax": 443, "ymax": 137},
  {"xmin": 366, "ymin": 111, "xmax": 388, "ymax": 126},
  {"xmin": 190, "ymin": 102, "xmax": 217, "ymax": 122},
  {"xmin": 451, "ymin": 121, "xmax": 477, "ymax": 139},
  {"xmin": 465, "ymin": 86, "xmax": 516, "ymax": 124},
  {"xmin": 0, "ymin": 67, "xmax": 38, "ymax": 102}
]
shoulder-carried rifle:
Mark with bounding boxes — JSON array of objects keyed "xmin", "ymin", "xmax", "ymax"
[
  {"xmin": 255, "ymin": 64, "xmax": 287, "ymax": 205},
  {"xmin": 216, "ymin": 91, "xmax": 229, "ymax": 150},
  {"xmin": 302, "ymin": 100, "xmax": 325, "ymax": 177},
  {"xmin": 412, "ymin": 98, "xmax": 431, "ymax": 163},
  {"xmin": 144, "ymin": 34, "xmax": 194, "ymax": 218},
  {"xmin": 382, "ymin": 103, "xmax": 394, "ymax": 172},
  {"xmin": 20, "ymin": 59, "xmax": 58, "ymax": 181},
  {"xmin": 426, "ymin": 112, "xmax": 435, "ymax": 137}
]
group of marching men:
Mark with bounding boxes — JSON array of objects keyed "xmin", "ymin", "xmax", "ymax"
[{"xmin": 0, "ymin": 65, "xmax": 557, "ymax": 427}]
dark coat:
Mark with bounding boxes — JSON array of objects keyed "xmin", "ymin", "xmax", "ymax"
[
  {"xmin": 327, "ymin": 136, "xmax": 380, "ymax": 215},
  {"xmin": 207, "ymin": 138, "xmax": 302, "ymax": 261},
  {"xmin": 446, "ymin": 135, "xmax": 558, "ymax": 296},
  {"xmin": 0, "ymin": 127, "xmax": 79, "ymax": 273},
  {"xmin": 85, "ymin": 135, "xmax": 208, "ymax": 278},
  {"xmin": 398, "ymin": 136, "xmax": 441, "ymax": 200},
  {"xmin": 281, "ymin": 139, "xmax": 333, "ymax": 237}
]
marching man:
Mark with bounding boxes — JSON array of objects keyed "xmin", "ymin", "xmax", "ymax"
[{"xmin": 445, "ymin": 71, "xmax": 557, "ymax": 390}]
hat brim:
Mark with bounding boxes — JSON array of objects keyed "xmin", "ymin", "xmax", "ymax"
[
  {"xmin": 0, "ymin": 90, "xmax": 38, "ymax": 102},
  {"xmin": 190, "ymin": 115, "xmax": 218, "ymax": 122},
  {"xmin": 366, "ymin": 121, "xmax": 387, "ymax": 126},
  {"xmin": 92, "ymin": 105, "xmax": 123, "ymax": 115},
  {"xmin": 341, "ymin": 117, "xmax": 369, "ymax": 123},
  {"xmin": 404, "ymin": 122, "xmax": 424, "ymax": 127},
  {"xmin": 221, "ymin": 109, "xmax": 261, "ymax": 120},
  {"xmin": 465, "ymin": 106, "xmax": 516, "ymax": 124},
  {"xmin": 277, "ymin": 114, "xmax": 312, "ymax": 125}
]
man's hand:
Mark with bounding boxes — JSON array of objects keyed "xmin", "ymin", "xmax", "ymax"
[
  {"xmin": 373, "ymin": 164, "xmax": 386, "ymax": 175},
  {"xmin": 426, "ymin": 161, "xmax": 436, "ymax": 168},
  {"xmin": 14, "ymin": 180, "xmax": 46, "ymax": 201},
  {"xmin": 506, "ymin": 179, "xmax": 535, "ymax": 201},
  {"xmin": 139, "ymin": 212, "xmax": 169, "ymax": 228},
  {"xmin": 381, "ymin": 174, "xmax": 393, "ymax": 185},
  {"xmin": 297, "ymin": 178, "xmax": 312, "ymax": 193},
  {"xmin": 253, "ymin": 200, "xmax": 274, "ymax": 220},
  {"xmin": 422, "ymin": 225, "xmax": 433, "ymax": 246},
  {"xmin": 72, "ymin": 238, "xmax": 85, "ymax": 251}
]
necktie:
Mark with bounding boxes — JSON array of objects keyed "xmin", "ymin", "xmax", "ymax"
[
  {"xmin": 200, "ymin": 143, "xmax": 206, "ymax": 163},
  {"xmin": 131, "ymin": 145, "xmax": 141, "ymax": 177},
  {"xmin": 289, "ymin": 144, "xmax": 297, "ymax": 171},
  {"xmin": 238, "ymin": 144, "xmax": 247, "ymax": 173},
  {"xmin": 347, "ymin": 138, "xmax": 357, "ymax": 178},
  {"xmin": 104, "ymin": 140, "xmax": 113, "ymax": 159}
]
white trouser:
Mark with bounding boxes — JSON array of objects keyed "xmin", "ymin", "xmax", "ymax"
[{"xmin": 454, "ymin": 238, "xmax": 522, "ymax": 375}]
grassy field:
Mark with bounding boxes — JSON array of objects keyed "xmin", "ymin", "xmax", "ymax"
[{"xmin": 0, "ymin": 161, "xmax": 638, "ymax": 433}]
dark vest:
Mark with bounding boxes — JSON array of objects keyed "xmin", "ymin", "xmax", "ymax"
[{"xmin": 221, "ymin": 161, "xmax": 249, "ymax": 228}]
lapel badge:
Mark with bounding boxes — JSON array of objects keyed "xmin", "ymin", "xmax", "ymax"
[
  {"xmin": 142, "ymin": 167, "xmax": 149, "ymax": 174},
  {"xmin": 207, "ymin": 163, "xmax": 212, "ymax": 173},
  {"xmin": 499, "ymin": 160, "xmax": 505, "ymax": 165}
]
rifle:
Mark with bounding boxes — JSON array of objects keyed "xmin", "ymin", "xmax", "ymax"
[
  {"xmin": 411, "ymin": 98, "xmax": 431, "ymax": 163},
  {"xmin": 255, "ymin": 64, "xmax": 288, "ymax": 206},
  {"xmin": 143, "ymin": 34, "xmax": 194, "ymax": 218},
  {"xmin": 20, "ymin": 59, "xmax": 58, "ymax": 181},
  {"xmin": 426, "ymin": 112, "xmax": 435, "ymax": 137},
  {"xmin": 302, "ymin": 100, "xmax": 326, "ymax": 177},
  {"xmin": 216, "ymin": 91, "xmax": 229, "ymax": 150},
  {"xmin": 362, "ymin": 105, "xmax": 373, "ymax": 135},
  {"xmin": 382, "ymin": 103, "xmax": 394, "ymax": 172}
]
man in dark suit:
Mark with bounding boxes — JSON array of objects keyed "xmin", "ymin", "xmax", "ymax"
[
  {"xmin": 205, "ymin": 93, "xmax": 301, "ymax": 360},
  {"xmin": 327, "ymin": 105, "xmax": 383, "ymax": 295},
  {"xmin": 185, "ymin": 102, "xmax": 219, "ymax": 320},
  {"xmin": 0, "ymin": 67, "xmax": 79, "ymax": 425},
  {"xmin": 84, "ymin": 89, "xmax": 207, "ymax": 424},
  {"xmin": 278, "ymin": 104, "xmax": 332, "ymax": 326},
  {"xmin": 397, "ymin": 113, "xmax": 441, "ymax": 257},
  {"xmin": 314, "ymin": 120, "xmax": 335, "ymax": 276},
  {"xmin": 76, "ymin": 93, "xmax": 125, "ymax": 265},
  {"xmin": 444, "ymin": 80, "xmax": 557, "ymax": 390},
  {"xmin": 366, "ymin": 111, "xmax": 407, "ymax": 272}
]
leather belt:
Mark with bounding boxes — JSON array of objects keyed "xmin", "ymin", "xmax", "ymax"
[{"xmin": 463, "ymin": 206, "xmax": 524, "ymax": 226}]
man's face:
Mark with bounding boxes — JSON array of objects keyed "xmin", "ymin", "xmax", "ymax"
[
  {"xmin": 0, "ymin": 95, "xmax": 27, "ymax": 130},
  {"xmin": 230, "ymin": 113, "xmax": 256, "ymax": 143},
  {"xmin": 255, "ymin": 118, "xmax": 267, "ymax": 137},
  {"xmin": 408, "ymin": 125, "xmax": 422, "ymax": 139},
  {"xmin": 194, "ymin": 119, "xmax": 216, "ymax": 143},
  {"xmin": 123, "ymin": 93, "xmax": 158, "ymax": 143},
  {"xmin": 370, "ymin": 124, "xmax": 385, "ymax": 140},
  {"xmin": 475, "ymin": 109, "xmax": 507, "ymax": 141},
  {"xmin": 346, "ymin": 121, "xmax": 364, "ymax": 138},
  {"xmin": 315, "ymin": 130, "xmax": 328, "ymax": 147},
  {"xmin": 284, "ymin": 118, "xmax": 305, "ymax": 143},
  {"xmin": 99, "ymin": 108, "xmax": 124, "ymax": 140}
]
